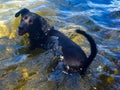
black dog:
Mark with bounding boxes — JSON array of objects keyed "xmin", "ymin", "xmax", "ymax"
[{"xmin": 15, "ymin": 8, "xmax": 97, "ymax": 75}]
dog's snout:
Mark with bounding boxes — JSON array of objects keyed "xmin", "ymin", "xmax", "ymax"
[{"xmin": 18, "ymin": 26, "xmax": 23, "ymax": 30}]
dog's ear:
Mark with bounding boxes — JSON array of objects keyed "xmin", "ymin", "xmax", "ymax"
[{"xmin": 15, "ymin": 8, "xmax": 30, "ymax": 17}]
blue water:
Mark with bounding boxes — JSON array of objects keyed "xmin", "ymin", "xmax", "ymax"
[{"xmin": 50, "ymin": 0, "xmax": 120, "ymax": 30}]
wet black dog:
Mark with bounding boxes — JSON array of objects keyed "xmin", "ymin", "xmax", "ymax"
[{"xmin": 15, "ymin": 8, "xmax": 97, "ymax": 75}]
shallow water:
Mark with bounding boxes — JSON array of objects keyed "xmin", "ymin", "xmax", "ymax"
[{"xmin": 0, "ymin": 0, "xmax": 120, "ymax": 90}]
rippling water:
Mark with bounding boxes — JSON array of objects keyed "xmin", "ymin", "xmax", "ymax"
[{"xmin": 0, "ymin": 0, "xmax": 120, "ymax": 90}]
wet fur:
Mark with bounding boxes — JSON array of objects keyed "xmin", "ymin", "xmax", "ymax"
[{"xmin": 15, "ymin": 8, "xmax": 97, "ymax": 75}]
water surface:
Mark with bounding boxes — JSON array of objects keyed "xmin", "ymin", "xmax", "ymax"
[{"xmin": 0, "ymin": 0, "xmax": 120, "ymax": 90}]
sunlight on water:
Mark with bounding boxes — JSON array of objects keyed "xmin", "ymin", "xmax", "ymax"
[
  {"xmin": 0, "ymin": 22, "xmax": 9, "ymax": 38},
  {"xmin": 0, "ymin": 0, "xmax": 119, "ymax": 90}
]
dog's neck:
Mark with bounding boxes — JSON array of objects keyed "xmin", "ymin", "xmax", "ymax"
[
  {"xmin": 29, "ymin": 26, "xmax": 54, "ymax": 40},
  {"xmin": 44, "ymin": 26, "xmax": 54, "ymax": 35}
]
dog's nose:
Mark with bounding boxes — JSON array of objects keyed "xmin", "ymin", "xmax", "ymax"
[{"xmin": 18, "ymin": 26, "xmax": 23, "ymax": 30}]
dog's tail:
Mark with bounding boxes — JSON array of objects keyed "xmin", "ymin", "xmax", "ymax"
[{"xmin": 76, "ymin": 29, "xmax": 97, "ymax": 67}]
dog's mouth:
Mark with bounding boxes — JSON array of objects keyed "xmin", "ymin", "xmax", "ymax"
[
  {"xmin": 18, "ymin": 30, "xmax": 27, "ymax": 36},
  {"xmin": 18, "ymin": 31, "xmax": 24, "ymax": 36}
]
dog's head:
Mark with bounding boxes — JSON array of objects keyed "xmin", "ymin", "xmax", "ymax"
[{"xmin": 15, "ymin": 8, "xmax": 51, "ymax": 36}]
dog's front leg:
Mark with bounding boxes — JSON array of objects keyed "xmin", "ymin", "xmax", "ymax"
[{"xmin": 29, "ymin": 39, "xmax": 36, "ymax": 50}]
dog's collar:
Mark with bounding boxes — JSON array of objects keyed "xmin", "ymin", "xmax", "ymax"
[{"xmin": 44, "ymin": 26, "xmax": 54, "ymax": 36}]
